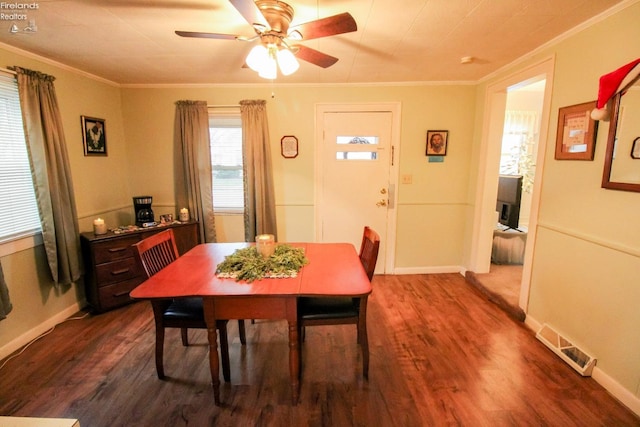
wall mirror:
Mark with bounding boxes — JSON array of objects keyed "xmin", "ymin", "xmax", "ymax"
[{"xmin": 602, "ymin": 75, "xmax": 640, "ymax": 192}]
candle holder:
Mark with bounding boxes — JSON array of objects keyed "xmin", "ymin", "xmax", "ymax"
[
  {"xmin": 93, "ymin": 218, "xmax": 107, "ymax": 235},
  {"xmin": 255, "ymin": 234, "xmax": 275, "ymax": 258},
  {"xmin": 179, "ymin": 208, "xmax": 189, "ymax": 222}
]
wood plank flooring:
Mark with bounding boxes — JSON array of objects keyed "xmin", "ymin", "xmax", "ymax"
[{"xmin": 0, "ymin": 273, "xmax": 638, "ymax": 426}]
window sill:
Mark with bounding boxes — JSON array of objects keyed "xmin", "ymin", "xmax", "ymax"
[
  {"xmin": 214, "ymin": 210, "xmax": 244, "ymax": 215},
  {"xmin": 0, "ymin": 232, "xmax": 43, "ymax": 257}
]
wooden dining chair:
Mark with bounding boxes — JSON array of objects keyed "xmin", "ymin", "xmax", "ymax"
[
  {"xmin": 298, "ymin": 226, "xmax": 380, "ymax": 378},
  {"xmin": 133, "ymin": 229, "xmax": 246, "ymax": 382}
]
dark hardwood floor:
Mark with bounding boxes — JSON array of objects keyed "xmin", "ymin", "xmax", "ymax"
[{"xmin": 1, "ymin": 274, "xmax": 638, "ymax": 426}]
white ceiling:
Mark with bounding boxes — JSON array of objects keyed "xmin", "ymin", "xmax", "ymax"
[{"xmin": 0, "ymin": 0, "xmax": 628, "ymax": 85}]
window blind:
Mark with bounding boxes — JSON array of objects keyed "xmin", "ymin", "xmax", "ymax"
[
  {"xmin": 0, "ymin": 72, "xmax": 41, "ymax": 242},
  {"xmin": 209, "ymin": 114, "xmax": 244, "ymax": 211}
]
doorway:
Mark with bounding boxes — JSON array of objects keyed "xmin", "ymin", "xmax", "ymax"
[
  {"xmin": 315, "ymin": 103, "xmax": 401, "ymax": 274},
  {"xmin": 468, "ymin": 58, "xmax": 555, "ymax": 314},
  {"xmin": 481, "ymin": 79, "xmax": 546, "ymax": 310}
]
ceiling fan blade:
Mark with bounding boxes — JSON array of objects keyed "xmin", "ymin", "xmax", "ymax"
[
  {"xmin": 229, "ymin": 0, "xmax": 270, "ymax": 29},
  {"xmin": 175, "ymin": 30, "xmax": 239, "ymax": 40},
  {"xmin": 293, "ymin": 45, "xmax": 339, "ymax": 68},
  {"xmin": 290, "ymin": 12, "xmax": 357, "ymax": 41}
]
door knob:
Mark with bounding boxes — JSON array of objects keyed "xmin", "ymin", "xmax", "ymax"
[
  {"xmin": 380, "ymin": 188, "xmax": 387, "ymax": 194},
  {"xmin": 376, "ymin": 199, "xmax": 387, "ymax": 207}
]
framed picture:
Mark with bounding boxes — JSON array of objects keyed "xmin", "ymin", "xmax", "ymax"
[
  {"xmin": 631, "ymin": 137, "xmax": 640, "ymax": 159},
  {"xmin": 426, "ymin": 130, "xmax": 448, "ymax": 156},
  {"xmin": 554, "ymin": 101, "xmax": 597, "ymax": 160},
  {"xmin": 280, "ymin": 135, "xmax": 298, "ymax": 158},
  {"xmin": 81, "ymin": 116, "xmax": 107, "ymax": 156}
]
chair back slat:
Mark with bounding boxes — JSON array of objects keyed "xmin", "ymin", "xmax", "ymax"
[
  {"xmin": 359, "ymin": 226, "xmax": 380, "ymax": 282},
  {"xmin": 133, "ymin": 229, "xmax": 180, "ymax": 278}
]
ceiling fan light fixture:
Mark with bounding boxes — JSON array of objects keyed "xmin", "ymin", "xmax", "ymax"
[
  {"xmin": 246, "ymin": 44, "xmax": 269, "ymax": 72},
  {"xmin": 277, "ymin": 47, "xmax": 299, "ymax": 75},
  {"xmin": 177, "ymin": 0, "xmax": 357, "ymax": 75},
  {"xmin": 258, "ymin": 54, "xmax": 278, "ymax": 79}
]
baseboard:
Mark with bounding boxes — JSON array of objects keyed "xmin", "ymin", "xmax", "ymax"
[
  {"xmin": 393, "ymin": 265, "xmax": 463, "ymax": 275},
  {"xmin": 592, "ymin": 367, "xmax": 640, "ymax": 416},
  {"xmin": 524, "ymin": 315, "xmax": 541, "ymax": 333},
  {"xmin": 525, "ymin": 314, "xmax": 639, "ymax": 417},
  {"xmin": 0, "ymin": 302, "xmax": 83, "ymax": 361}
]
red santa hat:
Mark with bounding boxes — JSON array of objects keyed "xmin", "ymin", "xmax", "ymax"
[{"xmin": 591, "ymin": 58, "xmax": 640, "ymax": 121}]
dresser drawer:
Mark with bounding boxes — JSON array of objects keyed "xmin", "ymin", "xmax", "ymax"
[
  {"xmin": 81, "ymin": 221, "xmax": 199, "ymax": 312},
  {"xmin": 93, "ymin": 236, "xmax": 140, "ymax": 264},
  {"xmin": 97, "ymin": 278, "xmax": 144, "ymax": 311},
  {"xmin": 95, "ymin": 257, "xmax": 142, "ymax": 285}
]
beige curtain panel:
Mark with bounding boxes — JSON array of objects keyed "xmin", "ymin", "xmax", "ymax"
[
  {"xmin": 174, "ymin": 100, "xmax": 216, "ymax": 243},
  {"xmin": 239, "ymin": 99, "xmax": 277, "ymax": 242},
  {"xmin": 0, "ymin": 262, "xmax": 12, "ymax": 320},
  {"xmin": 11, "ymin": 66, "xmax": 82, "ymax": 286}
]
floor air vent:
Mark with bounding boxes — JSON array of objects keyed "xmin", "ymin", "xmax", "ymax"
[{"xmin": 536, "ymin": 324, "xmax": 596, "ymax": 376}]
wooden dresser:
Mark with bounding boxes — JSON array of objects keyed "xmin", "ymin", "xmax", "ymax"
[{"xmin": 80, "ymin": 221, "xmax": 199, "ymax": 312}]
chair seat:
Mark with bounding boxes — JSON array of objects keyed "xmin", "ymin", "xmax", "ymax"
[
  {"xmin": 164, "ymin": 297, "xmax": 204, "ymax": 321},
  {"xmin": 299, "ymin": 296, "xmax": 358, "ymax": 320},
  {"xmin": 297, "ymin": 226, "xmax": 379, "ymax": 380}
]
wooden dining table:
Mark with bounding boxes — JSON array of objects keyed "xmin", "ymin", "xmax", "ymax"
[{"xmin": 129, "ymin": 242, "xmax": 371, "ymax": 405}]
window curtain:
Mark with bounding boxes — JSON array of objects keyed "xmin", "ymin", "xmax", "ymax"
[
  {"xmin": 0, "ymin": 262, "xmax": 12, "ymax": 320},
  {"xmin": 501, "ymin": 110, "xmax": 539, "ymax": 192},
  {"xmin": 173, "ymin": 100, "xmax": 216, "ymax": 243},
  {"xmin": 10, "ymin": 66, "xmax": 82, "ymax": 286},
  {"xmin": 239, "ymin": 100, "xmax": 277, "ymax": 241}
]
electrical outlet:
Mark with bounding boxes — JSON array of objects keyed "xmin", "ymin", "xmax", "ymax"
[{"xmin": 401, "ymin": 174, "xmax": 413, "ymax": 184}]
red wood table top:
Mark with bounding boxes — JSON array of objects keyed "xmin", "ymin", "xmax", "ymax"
[{"xmin": 130, "ymin": 242, "xmax": 372, "ymax": 299}]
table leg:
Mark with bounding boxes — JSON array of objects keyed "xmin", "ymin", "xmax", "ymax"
[
  {"xmin": 203, "ymin": 299, "xmax": 221, "ymax": 405},
  {"xmin": 288, "ymin": 319, "xmax": 300, "ymax": 405}
]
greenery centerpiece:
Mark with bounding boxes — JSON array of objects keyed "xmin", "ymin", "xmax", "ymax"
[{"xmin": 216, "ymin": 244, "xmax": 308, "ymax": 283}]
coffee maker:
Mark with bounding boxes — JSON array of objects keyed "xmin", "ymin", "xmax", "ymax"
[{"xmin": 133, "ymin": 196, "xmax": 154, "ymax": 226}]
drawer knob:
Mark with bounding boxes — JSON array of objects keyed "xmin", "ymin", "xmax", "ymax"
[
  {"xmin": 108, "ymin": 247, "xmax": 128, "ymax": 253},
  {"xmin": 111, "ymin": 268, "xmax": 130, "ymax": 275},
  {"xmin": 113, "ymin": 291, "xmax": 130, "ymax": 297}
]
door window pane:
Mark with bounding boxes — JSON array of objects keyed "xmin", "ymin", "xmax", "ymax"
[{"xmin": 335, "ymin": 135, "xmax": 379, "ymax": 160}]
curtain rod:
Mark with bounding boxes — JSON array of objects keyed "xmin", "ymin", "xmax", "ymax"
[
  {"xmin": 0, "ymin": 66, "xmax": 17, "ymax": 75},
  {"xmin": 208, "ymin": 104, "xmax": 240, "ymax": 108}
]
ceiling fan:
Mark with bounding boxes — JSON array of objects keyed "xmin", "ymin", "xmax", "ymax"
[{"xmin": 175, "ymin": 0, "xmax": 357, "ymax": 77}]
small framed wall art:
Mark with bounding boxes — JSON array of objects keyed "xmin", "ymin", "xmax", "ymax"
[
  {"xmin": 631, "ymin": 137, "xmax": 640, "ymax": 159},
  {"xmin": 281, "ymin": 135, "xmax": 298, "ymax": 158},
  {"xmin": 554, "ymin": 101, "xmax": 597, "ymax": 160},
  {"xmin": 81, "ymin": 116, "xmax": 107, "ymax": 156},
  {"xmin": 426, "ymin": 130, "xmax": 448, "ymax": 156}
]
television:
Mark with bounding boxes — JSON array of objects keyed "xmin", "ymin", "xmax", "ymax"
[{"xmin": 496, "ymin": 174, "xmax": 523, "ymax": 230}]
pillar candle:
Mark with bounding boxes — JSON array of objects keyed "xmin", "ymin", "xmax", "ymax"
[
  {"xmin": 93, "ymin": 218, "xmax": 107, "ymax": 235},
  {"xmin": 179, "ymin": 208, "xmax": 189, "ymax": 222},
  {"xmin": 255, "ymin": 234, "xmax": 275, "ymax": 258}
]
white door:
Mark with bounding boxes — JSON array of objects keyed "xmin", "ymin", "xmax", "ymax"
[{"xmin": 318, "ymin": 111, "xmax": 393, "ymax": 273}]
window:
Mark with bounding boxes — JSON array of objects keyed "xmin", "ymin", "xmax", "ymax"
[
  {"xmin": 0, "ymin": 71, "xmax": 41, "ymax": 244},
  {"xmin": 209, "ymin": 113, "xmax": 244, "ymax": 212},
  {"xmin": 335, "ymin": 135, "xmax": 379, "ymax": 160}
]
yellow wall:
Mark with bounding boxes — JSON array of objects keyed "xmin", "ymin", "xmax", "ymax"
[
  {"xmin": 0, "ymin": 48, "xmax": 129, "ymax": 350},
  {"xmin": 120, "ymin": 84, "xmax": 477, "ymax": 259},
  {"xmin": 471, "ymin": 2, "xmax": 640, "ymax": 402}
]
